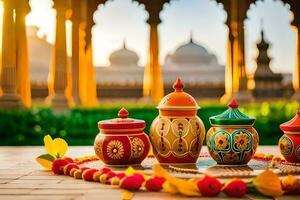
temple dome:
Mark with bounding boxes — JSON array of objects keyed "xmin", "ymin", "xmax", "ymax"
[
  {"xmin": 109, "ymin": 41, "xmax": 139, "ymax": 67},
  {"xmin": 169, "ymin": 36, "xmax": 219, "ymax": 67}
]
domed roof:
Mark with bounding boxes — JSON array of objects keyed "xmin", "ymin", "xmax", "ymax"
[
  {"xmin": 174, "ymin": 39, "xmax": 209, "ymax": 58},
  {"xmin": 109, "ymin": 41, "xmax": 139, "ymax": 67},
  {"xmin": 170, "ymin": 34, "xmax": 218, "ymax": 67}
]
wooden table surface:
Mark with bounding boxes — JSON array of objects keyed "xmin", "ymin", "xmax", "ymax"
[{"xmin": 0, "ymin": 146, "xmax": 299, "ymax": 200}]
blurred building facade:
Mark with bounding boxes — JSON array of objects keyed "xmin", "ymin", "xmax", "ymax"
[{"xmin": 27, "ymin": 26, "xmax": 293, "ymax": 101}]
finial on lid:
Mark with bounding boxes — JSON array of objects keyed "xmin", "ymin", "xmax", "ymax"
[
  {"xmin": 228, "ymin": 99, "xmax": 239, "ymax": 108},
  {"xmin": 122, "ymin": 38, "xmax": 127, "ymax": 49},
  {"xmin": 118, "ymin": 107, "xmax": 129, "ymax": 119},
  {"xmin": 190, "ymin": 30, "xmax": 193, "ymax": 43},
  {"xmin": 173, "ymin": 78, "xmax": 184, "ymax": 92}
]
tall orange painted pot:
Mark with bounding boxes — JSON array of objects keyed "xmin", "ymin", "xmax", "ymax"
[
  {"xmin": 94, "ymin": 108, "xmax": 150, "ymax": 165},
  {"xmin": 149, "ymin": 78, "xmax": 205, "ymax": 164}
]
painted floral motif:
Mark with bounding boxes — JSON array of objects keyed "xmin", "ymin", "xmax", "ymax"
[
  {"xmin": 214, "ymin": 132, "xmax": 229, "ymax": 150},
  {"xmin": 94, "ymin": 140, "xmax": 104, "ymax": 160},
  {"xmin": 234, "ymin": 132, "xmax": 250, "ymax": 150},
  {"xmin": 279, "ymin": 136, "xmax": 293, "ymax": 156},
  {"xmin": 131, "ymin": 137, "xmax": 144, "ymax": 158},
  {"xmin": 106, "ymin": 140, "xmax": 125, "ymax": 160},
  {"xmin": 223, "ymin": 151, "xmax": 239, "ymax": 163}
]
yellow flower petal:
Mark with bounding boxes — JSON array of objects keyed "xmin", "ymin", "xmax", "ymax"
[
  {"xmin": 44, "ymin": 135, "xmax": 56, "ymax": 156},
  {"xmin": 253, "ymin": 170, "xmax": 284, "ymax": 197},
  {"xmin": 153, "ymin": 164, "xmax": 201, "ymax": 197},
  {"xmin": 36, "ymin": 154, "xmax": 55, "ymax": 170},
  {"xmin": 122, "ymin": 190, "xmax": 134, "ymax": 200},
  {"xmin": 53, "ymin": 138, "xmax": 68, "ymax": 158},
  {"xmin": 125, "ymin": 166, "xmax": 149, "ymax": 180},
  {"xmin": 125, "ymin": 166, "xmax": 135, "ymax": 176},
  {"xmin": 163, "ymin": 181, "xmax": 179, "ymax": 194}
]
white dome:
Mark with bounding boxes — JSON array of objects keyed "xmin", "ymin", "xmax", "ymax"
[
  {"xmin": 109, "ymin": 42, "xmax": 139, "ymax": 67},
  {"xmin": 170, "ymin": 38, "xmax": 218, "ymax": 67}
]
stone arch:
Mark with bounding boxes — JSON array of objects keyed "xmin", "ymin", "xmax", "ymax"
[{"xmin": 92, "ymin": 0, "xmax": 148, "ymax": 66}]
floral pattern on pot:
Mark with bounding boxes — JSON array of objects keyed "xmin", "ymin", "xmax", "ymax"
[
  {"xmin": 106, "ymin": 140, "xmax": 125, "ymax": 160},
  {"xmin": 131, "ymin": 137, "xmax": 145, "ymax": 159},
  {"xmin": 213, "ymin": 131, "xmax": 230, "ymax": 151},
  {"xmin": 94, "ymin": 108, "xmax": 150, "ymax": 165},
  {"xmin": 279, "ymin": 135, "xmax": 293, "ymax": 156},
  {"xmin": 207, "ymin": 128, "xmax": 258, "ymax": 165}
]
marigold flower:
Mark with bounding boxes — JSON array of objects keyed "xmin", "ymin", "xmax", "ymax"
[
  {"xmin": 281, "ymin": 175, "xmax": 300, "ymax": 194},
  {"xmin": 252, "ymin": 170, "xmax": 284, "ymax": 197}
]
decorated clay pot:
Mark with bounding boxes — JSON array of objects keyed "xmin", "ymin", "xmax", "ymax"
[
  {"xmin": 149, "ymin": 78, "xmax": 205, "ymax": 164},
  {"xmin": 279, "ymin": 110, "xmax": 300, "ymax": 163},
  {"xmin": 94, "ymin": 108, "xmax": 150, "ymax": 165},
  {"xmin": 206, "ymin": 99, "xmax": 259, "ymax": 165}
]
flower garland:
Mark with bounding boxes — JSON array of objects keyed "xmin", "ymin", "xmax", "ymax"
[{"xmin": 36, "ymin": 135, "xmax": 300, "ymax": 199}]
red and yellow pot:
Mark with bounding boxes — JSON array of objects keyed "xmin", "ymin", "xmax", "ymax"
[
  {"xmin": 279, "ymin": 110, "xmax": 300, "ymax": 163},
  {"xmin": 94, "ymin": 108, "xmax": 150, "ymax": 165},
  {"xmin": 149, "ymin": 78, "xmax": 206, "ymax": 164}
]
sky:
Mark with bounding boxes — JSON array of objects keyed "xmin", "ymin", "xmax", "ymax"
[{"xmin": 24, "ymin": 0, "xmax": 295, "ymax": 74}]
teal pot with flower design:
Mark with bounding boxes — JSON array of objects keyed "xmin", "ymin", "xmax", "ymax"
[{"xmin": 206, "ymin": 99, "xmax": 259, "ymax": 165}]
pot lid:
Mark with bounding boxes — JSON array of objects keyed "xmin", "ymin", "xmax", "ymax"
[
  {"xmin": 98, "ymin": 108, "xmax": 145, "ymax": 131},
  {"xmin": 280, "ymin": 110, "xmax": 300, "ymax": 132},
  {"xmin": 209, "ymin": 99, "xmax": 255, "ymax": 126},
  {"xmin": 157, "ymin": 78, "xmax": 199, "ymax": 110}
]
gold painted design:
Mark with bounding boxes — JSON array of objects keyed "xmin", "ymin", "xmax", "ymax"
[
  {"xmin": 94, "ymin": 140, "xmax": 104, "ymax": 160},
  {"xmin": 131, "ymin": 137, "xmax": 145, "ymax": 158},
  {"xmin": 171, "ymin": 119, "xmax": 189, "ymax": 137},
  {"xmin": 190, "ymin": 138, "xmax": 202, "ymax": 157},
  {"xmin": 106, "ymin": 140, "xmax": 124, "ymax": 160},
  {"xmin": 172, "ymin": 138, "xmax": 188, "ymax": 157},
  {"xmin": 155, "ymin": 117, "xmax": 171, "ymax": 137},
  {"xmin": 156, "ymin": 137, "xmax": 172, "ymax": 157}
]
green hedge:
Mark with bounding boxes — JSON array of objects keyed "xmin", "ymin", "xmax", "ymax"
[{"xmin": 0, "ymin": 101, "xmax": 298, "ymax": 145}]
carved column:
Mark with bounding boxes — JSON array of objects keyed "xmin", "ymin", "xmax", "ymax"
[
  {"xmin": 50, "ymin": 0, "xmax": 70, "ymax": 110},
  {"xmin": 0, "ymin": 0, "xmax": 23, "ymax": 108},
  {"xmin": 15, "ymin": 0, "xmax": 31, "ymax": 107},
  {"xmin": 218, "ymin": 0, "xmax": 254, "ymax": 103},
  {"xmin": 135, "ymin": 0, "xmax": 167, "ymax": 104},
  {"xmin": 79, "ymin": 0, "xmax": 102, "ymax": 106},
  {"xmin": 71, "ymin": 0, "xmax": 81, "ymax": 105}
]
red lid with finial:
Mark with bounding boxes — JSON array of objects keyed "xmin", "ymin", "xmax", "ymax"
[
  {"xmin": 98, "ymin": 107, "xmax": 145, "ymax": 133},
  {"xmin": 280, "ymin": 110, "xmax": 300, "ymax": 133},
  {"xmin": 157, "ymin": 78, "xmax": 199, "ymax": 117}
]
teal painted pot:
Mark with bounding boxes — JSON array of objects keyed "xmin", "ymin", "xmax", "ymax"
[{"xmin": 206, "ymin": 99, "xmax": 259, "ymax": 165}]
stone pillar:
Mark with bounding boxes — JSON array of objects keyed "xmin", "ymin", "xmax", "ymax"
[
  {"xmin": 135, "ymin": 0, "xmax": 167, "ymax": 104},
  {"xmin": 292, "ymin": 25, "xmax": 300, "ymax": 100},
  {"xmin": 0, "ymin": 0, "xmax": 23, "ymax": 109},
  {"xmin": 218, "ymin": 0, "xmax": 254, "ymax": 103},
  {"xmin": 71, "ymin": 0, "xmax": 81, "ymax": 105},
  {"xmin": 15, "ymin": 0, "xmax": 31, "ymax": 107},
  {"xmin": 290, "ymin": 4, "xmax": 300, "ymax": 100},
  {"xmin": 50, "ymin": 0, "xmax": 70, "ymax": 111},
  {"xmin": 81, "ymin": 0, "xmax": 99, "ymax": 106}
]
